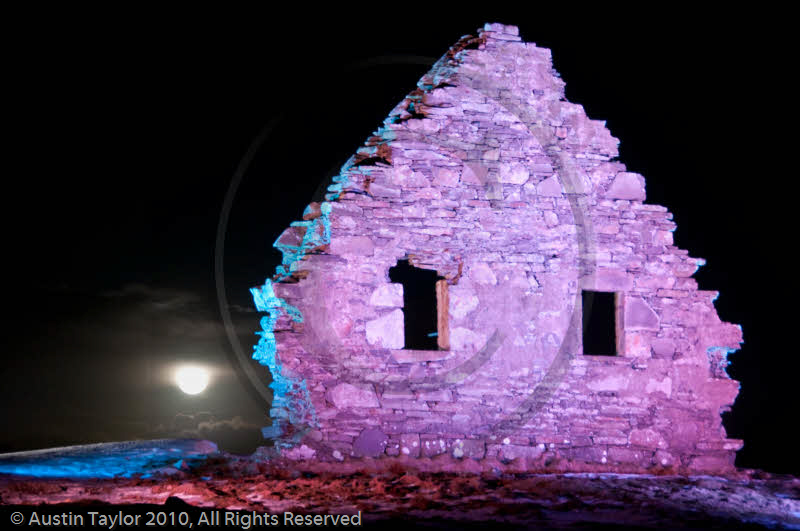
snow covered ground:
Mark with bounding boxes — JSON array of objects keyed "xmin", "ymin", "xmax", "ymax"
[
  {"xmin": 0, "ymin": 439, "xmax": 217, "ymax": 478},
  {"xmin": 0, "ymin": 440, "xmax": 798, "ymax": 529}
]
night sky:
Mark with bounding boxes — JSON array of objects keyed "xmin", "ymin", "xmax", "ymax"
[{"xmin": 3, "ymin": 10, "xmax": 796, "ymax": 474}]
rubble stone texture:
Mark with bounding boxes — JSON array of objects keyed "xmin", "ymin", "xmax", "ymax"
[{"xmin": 250, "ymin": 22, "xmax": 743, "ymax": 474}]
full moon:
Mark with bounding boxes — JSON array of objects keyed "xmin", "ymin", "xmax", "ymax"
[{"xmin": 175, "ymin": 366, "xmax": 209, "ymax": 395}]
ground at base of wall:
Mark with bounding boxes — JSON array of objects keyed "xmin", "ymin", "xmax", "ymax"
[{"xmin": 2, "ymin": 452, "xmax": 798, "ymax": 529}]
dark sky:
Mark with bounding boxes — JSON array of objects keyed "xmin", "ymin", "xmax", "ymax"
[{"xmin": 3, "ymin": 10, "xmax": 796, "ymax": 473}]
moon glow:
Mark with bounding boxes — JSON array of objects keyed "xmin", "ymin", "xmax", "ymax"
[{"xmin": 175, "ymin": 366, "xmax": 210, "ymax": 395}]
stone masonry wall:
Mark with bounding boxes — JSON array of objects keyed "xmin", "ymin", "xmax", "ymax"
[{"xmin": 250, "ymin": 23, "xmax": 743, "ymax": 474}]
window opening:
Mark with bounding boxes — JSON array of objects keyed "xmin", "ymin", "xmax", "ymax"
[
  {"xmin": 389, "ymin": 260, "xmax": 448, "ymax": 350},
  {"xmin": 582, "ymin": 290, "xmax": 617, "ymax": 356}
]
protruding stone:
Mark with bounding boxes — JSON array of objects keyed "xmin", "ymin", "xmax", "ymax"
[
  {"xmin": 302, "ymin": 202, "xmax": 322, "ymax": 220},
  {"xmin": 606, "ymin": 172, "xmax": 646, "ymax": 200},
  {"xmin": 275, "ymin": 225, "xmax": 306, "ymax": 249},
  {"xmin": 483, "ymin": 22, "xmax": 519, "ymax": 35}
]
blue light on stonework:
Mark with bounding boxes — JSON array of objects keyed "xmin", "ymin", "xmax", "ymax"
[
  {"xmin": 250, "ymin": 280, "xmax": 315, "ymax": 435},
  {"xmin": 249, "ymin": 197, "xmax": 340, "ymax": 439},
  {"xmin": 707, "ymin": 346, "xmax": 736, "ymax": 378},
  {"xmin": 250, "ymin": 127, "xmax": 395, "ymax": 440},
  {"xmin": 325, "ymin": 156, "xmax": 355, "ymax": 202},
  {"xmin": 694, "ymin": 258, "xmax": 707, "ymax": 275},
  {"xmin": 251, "ymin": 278, "xmax": 303, "ymax": 323}
]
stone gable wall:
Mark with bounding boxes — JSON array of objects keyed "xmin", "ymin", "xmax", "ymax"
[{"xmin": 251, "ymin": 23, "xmax": 743, "ymax": 473}]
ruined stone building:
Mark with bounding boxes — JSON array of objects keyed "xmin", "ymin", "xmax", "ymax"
[{"xmin": 250, "ymin": 23, "xmax": 743, "ymax": 473}]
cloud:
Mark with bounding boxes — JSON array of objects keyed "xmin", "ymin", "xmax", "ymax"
[
  {"xmin": 151, "ymin": 412, "xmax": 265, "ymax": 454},
  {"xmin": 101, "ymin": 283, "xmax": 202, "ymax": 311},
  {"xmin": 197, "ymin": 416, "xmax": 259, "ymax": 433},
  {"xmin": 155, "ymin": 412, "xmax": 261, "ymax": 436},
  {"xmin": 227, "ymin": 303, "xmax": 257, "ymax": 314}
]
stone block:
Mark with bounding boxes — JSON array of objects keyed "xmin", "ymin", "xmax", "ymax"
[
  {"xmin": 650, "ymin": 338, "xmax": 676, "ymax": 358},
  {"xmin": 566, "ymin": 445, "xmax": 607, "ymax": 464},
  {"xmin": 400, "ymin": 433, "xmax": 420, "ymax": 457},
  {"xmin": 469, "ymin": 262, "xmax": 497, "ymax": 285},
  {"xmin": 461, "ymin": 162, "xmax": 487, "ymax": 185},
  {"xmin": 302, "ymin": 202, "xmax": 322, "ymax": 220},
  {"xmin": 688, "ymin": 454, "xmax": 734, "ymax": 474},
  {"xmin": 449, "ymin": 327, "xmax": 486, "ymax": 351},
  {"xmin": 369, "ymin": 284, "xmax": 403, "ymax": 307},
  {"xmin": 330, "ymin": 236, "xmax": 374, "ymax": 256},
  {"xmin": 606, "ymin": 172, "xmax": 645, "ymax": 200},
  {"xmin": 433, "ymin": 167, "xmax": 460, "ymax": 187},
  {"xmin": 587, "ymin": 373, "xmax": 630, "ymax": 392},
  {"xmin": 451, "ymin": 439, "xmax": 486, "ymax": 459},
  {"xmin": 370, "ymin": 183, "xmax": 402, "ymax": 197},
  {"xmin": 535, "ymin": 211, "xmax": 555, "ymax": 229},
  {"xmin": 353, "ymin": 428, "xmax": 388, "ymax": 457},
  {"xmin": 390, "ymin": 349, "xmax": 451, "ymax": 363},
  {"xmin": 327, "ymin": 383, "xmax": 380, "ymax": 409},
  {"xmin": 381, "ymin": 388, "xmax": 415, "ymax": 400},
  {"xmin": 623, "ymin": 332, "xmax": 651, "ymax": 357},
  {"xmin": 281, "ymin": 444, "xmax": 316, "ymax": 460},
  {"xmin": 449, "ymin": 288, "xmax": 479, "ymax": 319},
  {"xmin": 417, "ymin": 389, "xmax": 453, "ymax": 402},
  {"xmin": 366, "ymin": 309, "xmax": 404, "ymax": 349},
  {"xmin": 482, "ymin": 148, "xmax": 500, "ymax": 161},
  {"xmin": 629, "ymin": 428, "xmax": 668, "ymax": 449},
  {"xmin": 421, "ymin": 437, "xmax": 448, "ymax": 457},
  {"xmin": 537, "ymin": 175, "xmax": 562, "ymax": 197},
  {"xmin": 645, "ymin": 376, "xmax": 672, "ymax": 397},
  {"xmin": 498, "ymin": 162, "xmax": 529, "ymax": 184},
  {"xmin": 608, "ymin": 447, "xmax": 646, "ymax": 464},
  {"xmin": 583, "ymin": 269, "xmax": 632, "ymax": 291},
  {"xmin": 274, "ymin": 225, "xmax": 306, "ymax": 249},
  {"xmin": 495, "ymin": 444, "xmax": 544, "ymax": 461}
]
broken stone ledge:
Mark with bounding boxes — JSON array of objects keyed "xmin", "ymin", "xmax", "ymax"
[{"xmin": 390, "ymin": 349, "xmax": 452, "ymax": 363}]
